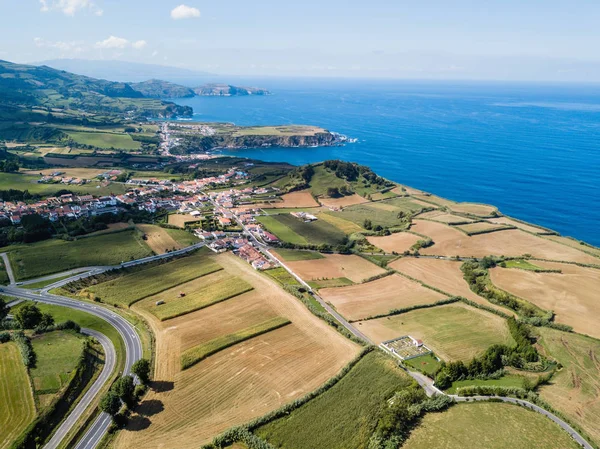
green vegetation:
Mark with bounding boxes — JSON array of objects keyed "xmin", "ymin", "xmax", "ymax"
[
  {"xmin": 404, "ymin": 354, "xmax": 442, "ymax": 377},
  {"xmin": 274, "ymin": 248, "xmax": 324, "ymax": 261},
  {"xmin": 264, "ymin": 267, "xmax": 301, "ymax": 286},
  {"xmin": 308, "ymin": 277, "xmax": 354, "ymax": 289},
  {"xmin": 256, "ymin": 351, "xmax": 415, "ymax": 449},
  {"xmin": 164, "ymin": 228, "xmax": 200, "ymax": 246},
  {"xmin": 328, "ymin": 197, "xmax": 427, "ymax": 229},
  {"xmin": 0, "ymin": 342, "xmax": 36, "ymax": 449},
  {"xmin": 402, "ymin": 402, "xmax": 579, "ymax": 449},
  {"xmin": 66, "ymin": 131, "xmax": 141, "ymax": 150},
  {"xmin": 502, "ymin": 259, "xmax": 544, "ymax": 271},
  {"xmin": 22, "ymin": 274, "xmax": 75, "ymax": 290},
  {"xmin": 30, "ymin": 331, "xmax": 84, "ymax": 400},
  {"xmin": 81, "ymin": 252, "xmax": 221, "ymax": 306},
  {"xmin": 148, "ymin": 274, "xmax": 253, "ymax": 320},
  {"xmin": 445, "ymin": 375, "xmax": 526, "ymax": 394},
  {"xmin": 258, "ymin": 214, "xmax": 347, "ymax": 246},
  {"xmin": 180, "ymin": 317, "xmax": 291, "ymax": 370},
  {"xmin": 5, "ymin": 230, "xmax": 153, "ymax": 280},
  {"xmin": 0, "ymin": 172, "xmax": 126, "ymax": 197}
]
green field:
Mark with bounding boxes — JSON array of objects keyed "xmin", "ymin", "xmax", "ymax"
[
  {"xmin": 257, "ymin": 351, "xmax": 414, "ymax": 449},
  {"xmin": 0, "ymin": 342, "xmax": 36, "ymax": 449},
  {"xmin": 5, "ymin": 230, "xmax": 153, "ymax": 280},
  {"xmin": 328, "ymin": 197, "xmax": 428, "ymax": 228},
  {"xmin": 404, "ymin": 353, "xmax": 442, "ymax": 376},
  {"xmin": 30, "ymin": 331, "xmax": 84, "ymax": 406},
  {"xmin": 164, "ymin": 228, "xmax": 200, "ymax": 247},
  {"xmin": 263, "ymin": 267, "xmax": 301, "ymax": 286},
  {"xmin": 86, "ymin": 251, "xmax": 221, "ymax": 306},
  {"xmin": 274, "ymin": 248, "xmax": 324, "ymax": 261},
  {"xmin": 258, "ymin": 214, "xmax": 346, "ymax": 246},
  {"xmin": 307, "ymin": 165, "xmax": 349, "ymax": 197},
  {"xmin": 308, "ymin": 277, "xmax": 354, "ymax": 289},
  {"xmin": 402, "ymin": 402, "xmax": 579, "ymax": 449},
  {"xmin": 146, "ymin": 272, "xmax": 253, "ymax": 320},
  {"xmin": 180, "ymin": 317, "xmax": 290, "ymax": 369},
  {"xmin": 447, "ymin": 375, "xmax": 526, "ymax": 394},
  {"xmin": 503, "ymin": 259, "xmax": 544, "ymax": 271},
  {"xmin": 363, "ymin": 304, "xmax": 514, "ymax": 361},
  {"xmin": 66, "ymin": 131, "xmax": 141, "ymax": 150},
  {"xmin": 0, "ymin": 172, "xmax": 126, "ymax": 197}
]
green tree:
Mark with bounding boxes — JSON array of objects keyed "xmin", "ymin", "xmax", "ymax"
[
  {"xmin": 14, "ymin": 303, "xmax": 43, "ymax": 329},
  {"xmin": 100, "ymin": 391, "xmax": 121, "ymax": 419},
  {"xmin": 131, "ymin": 358, "xmax": 151, "ymax": 385},
  {"xmin": 39, "ymin": 313, "xmax": 54, "ymax": 328},
  {"xmin": 113, "ymin": 375, "xmax": 136, "ymax": 407},
  {"xmin": 0, "ymin": 297, "xmax": 8, "ymax": 321}
]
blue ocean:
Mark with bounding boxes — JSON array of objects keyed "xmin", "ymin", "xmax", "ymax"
[{"xmin": 174, "ymin": 79, "xmax": 600, "ymax": 246}]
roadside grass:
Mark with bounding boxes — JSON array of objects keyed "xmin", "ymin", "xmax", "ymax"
[
  {"xmin": 329, "ymin": 197, "xmax": 427, "ymax": 229},
  {"xmin": 402, "ymin": 402, "xmax": 579, "ymax": 449},
  {"xmin": 256, "ymin": 216, "xmax": 307, "ymax": 245},
  {"xmin": 84, "ymin": 252, "xmax": 221, "ymax": 307},
  {"xmin": 180, "ymin": 317, "xmax": 290, "ymax": 370},
  {"xmin": 308, "ymin": 277, "xmax": 354, "ymax": 289},
  {"xmin": 274, "ymin": 248, "xmax": 324, "ymax": 261},
  {"xmin": 403, "ymin": 353, "xmax": 442, "ymax": 377},
  {"xmin": 263, "ymin": 267, "xmax": 301, "ymax": 286},
  {"xmin": 502, "ymin": 259, "xmax": 544, "ymax": 271},
  {"xmin": 262, "ymin": 214, "xmax": 347, "ymax": 246},
  {"xmin": 145, "ymin": 271, "xmax": 253, "ymax": 321},
  {"xmin": 30, "ymin": 331, "xmax": 84, "ymax": 408},
  {"xmin": 0, "ymin": 342, "xmax": 36, "ymax": 449},
  {"xmin": 22, "ymin": 274, "xmax": 76, "ymax": 290},
  {"xmin": 5, "ymin": 230, "xmax": 153, "ymax": 280},
  {"xmin": 256, "ymin": 351, "xmax": 414, "ymax": 449},
  {"xmin": 66, "ymin": 131, "xmax": 141, "ymax": 150}
]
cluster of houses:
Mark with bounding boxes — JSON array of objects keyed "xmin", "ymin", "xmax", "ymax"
[{"xmin": 38, "ymin": 173, "xmax": 88, "ymax": 185}]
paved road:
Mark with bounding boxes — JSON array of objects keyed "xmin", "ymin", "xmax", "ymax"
[
  {"xmin": 44, "ymin": 329, "xmax": 116, "ymax": 449},
  {"xmin": 1, "ymin": 252, "xmax": 16, "ymax": 284}
]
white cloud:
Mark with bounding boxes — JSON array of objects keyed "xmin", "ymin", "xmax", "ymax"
[
  {"xmin": 39, "ymin": 0, "xmax": 103, "ymax": 16},
  {"xmin": 34, "ymin": 37, "xmax": 83, "ymax": 54},
  {"xmin": 132, "ymin": 40, "xmax": 147, "ymax": 50},
  {"xmin": 95, "ymin": 36, "xmax": 130, "ymax": 49},
  {"xmin": 171, "ymin": 4, "xmax": 200, "ymax": 20}
]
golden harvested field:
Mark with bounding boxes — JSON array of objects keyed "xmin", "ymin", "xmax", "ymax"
[
  {"xmin": 0, "ymin": 343, "xmax": 36, "ymax": 449},
  {"xmin": 544, "ymin": 235, "xmax": 600, "ymax": 258},
  {"xmin": 454, "ymin": 222, "xmax": 511, "ymax": 234},
  {"xmin": 490, "ymin": 261, "xmax": 600, "ymax": 338},
  {"xmin": 390, "ymin": 258, "xmax": 516, "ymax": 316},
  {"xmin": 141, "ymin": 270, "xmax": 253, "ymax": 321},
  {"xmin": 257, "ymin": 190, "xmax": 319, "ymax": 208},
  {"xmin": 136, "ymin": 224, "xmax": 184, "ymax": 254},
  {"xmin": 318, "ymin": 193, "xmax": 369, "ymax": 209},
  {"xmin": 318, "ymin": 212, "xmax": 364, "ymax": 234},
  {"xmin": 449, "ymin": 202, "xmax": 498, "ymax": 217},
  {"xmin": 319, "ymin": 274, "xmax": 447, "ymax": 321},
  {"xmin": 168, "ymin": 213, "xmax": 200, "ymax": 228},
  {"xmin": 417, "ymin": 210, "xmax": 474, "ymax": 224},
  {"xmin": 367, "ymin": 232, "xmax": 422, "ymax": 253},
  {"xmin": 357, "ymin": 302, "xmax": 514, "ymax": 361},
  {"xmin": 488, "ymin": 216, "xmax": 551, "ymax": 234},
  {"xmin": 537, "ymin": 327, "xmax": 600, "ymax": 446},
  {"xmin": 412, "ymin": 220, "xmax": 600, "ymax": 264},
  {"xmin": 116, "ymin": 253, "xmax": 359, "ymax": 449},
  {"xmin": 394, "ymin": 186, "xmax": 423, "ymax": 195},
  {"xmin": 284, "ymin": 253, "xmax": 386, "ymax": 283}
]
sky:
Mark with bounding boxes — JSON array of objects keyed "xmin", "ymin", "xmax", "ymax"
[{"xmin": 2, "ymin": 0, "xmax": 600, "ymax": 80}]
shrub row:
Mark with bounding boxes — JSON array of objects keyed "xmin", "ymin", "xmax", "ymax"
[
  {"xmin": 33, "ymin": 320, "xmax": 81, "ymax": 335},
  {"xmin": 11, "ymin": 331, "xmax": 36, "ymax": 368}
]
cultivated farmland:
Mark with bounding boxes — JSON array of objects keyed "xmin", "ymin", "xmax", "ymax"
[
  {"xmin": 490, "ymin": 261, "xmax": 600, "ymax": 338},
  {"xmin": 255, "ymin": 190, "xmax": 319, "ymax": 208},
  {"xmin": 402, "ymin": 402, "xmax": 579, "ymax": 449},
  {"xmin": 320, "ymin": 274, "xmax": 447, "ymax": 321},
  {"xmin": 317, "ymin": 193, "xmax": 369, "ymax": 208},
  {"xmin": 455, "ymin": 221, "xmax": 512, "ymax": 235},
  {"xmin": 411, "ymin": 220, "xmax": 600, "ymax": 264},
  {"xmin": 331, "ymin": 197, "xmax": 430, "ymax": 228},
  {"xmin": 357, "ymin": 302, "xmax": 514, "ymax": 361},
  {"xmin": 5, "ymin": 230, "xmax": 153, "ymax": 280},
  {"xmin": 167, "ymin": 213, "xmax": 200, "ymax": 228},
  {"xmin": 448, "ymin": 202, "xmax": 498, "ymax": 217},
  {"xmin": 84, "ymin": 251, "xmax": 221, "ymax": 306},
  {"xmin": 318, "ymin": 212, "xmax": 364, "ymax": 234},
  {"xmin": 115, "ymin": 253, "xmax": 359, "ymax": 449},
  {"xmin": 417, "ymin": 210, "xmax": 474, "ymax": 224},
  {"xmin": 389, "ymin": 257, "xmax": 516, "ymax": 316},
  {"xmin": 366, "ymin": 232, "xmax": 422, "ymax": 253},
  {"xmin": 136, "ymin": 224, "xmax": 188, "ymax": 254},
  {"xmin": 258, "ymin": 214, "xmax": 347, "ymax": 245},
  {"xmin": 257, "ymin": 351, "xmax": 414, "ymax": 449},
  {"xmin": 488, "ymin": 216, "xmax": 552, "ymax": 234},
  {"xmin": 283, "ymin": 253, "xmax": 387, "ymax": 284},
  {"xmin": 0, "ymin": 343, "xmax": 36, "ymax": 449}
]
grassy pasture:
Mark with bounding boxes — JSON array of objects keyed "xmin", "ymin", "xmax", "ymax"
[
  {"xmin": 307, "ymin": 165, "xmax": 348, "ymax": 197},
  {"xmin": 30, "ymin": 331, "xmax": 84, "ymax": 408},
  {"xmin": 136, "ymin": 224, "xmax": 198, "ymax": 254},
  {"xmin": 329, "ymin": 197, "xmax": 426, "ymax": 228},
  {"xmin": 403, "ymin": 353, "xmax": 442, "ymax": 376},
  {"xmin": 144, "ymin": 270, "xmax": 253, "ymax": 320},
  {"xmin": 85, "ymin": 251, "xmax": 221, "ymax": 306},
  {"xmin": 180, "ymin": 317, "xmax": 290, "ymax": 369},
  {"xmin": 0, "ymin": 342, "xmax": 36, "ymax": 449},
  {"xmin": 0, "ymin": 172, "xmax": 126, "ymax": 197},
  {"xmin": 537, "ymin": 327, "xmax": 600, "ymax": 445},
  {"xmin": 263, "ymin": 267, "xmax": 301, "ymax": 287},
  {"xmin": 308, "ymin": 277, "xmax": 354, "ymax": 289},
  {"xmin": 66, "ymin": 131, "xmax": 141, "ymax": 150},
  {"xmin": 257, "ymin": 351, "xmax": 414, "ymax": 449},
  {"xmin": 358, "ymin": 303, "xmax": 514, "ymax": 361},
  {"xmin": 402, "ymin": 402, "xmax": 579, "ymax": 449},
  {"xmin": 317, "ymin": 212, "xmax": 364, "ymax": 234},
  {"xmin": 502, "ymin": 259, "xmax": 544, "ymax": 271},
  {"xmin": 273, "ymin": 248, "xmax": 324, "ymax": 261},
  {"xmin": 5, "ymin": 230, "xmax": 152, "ymax": 280},
  {"xmin": 258, "ymin": 214, "xmax": 347, "ymax": 246}
]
